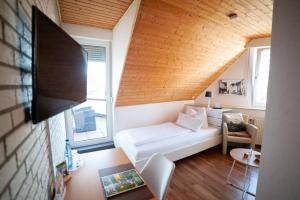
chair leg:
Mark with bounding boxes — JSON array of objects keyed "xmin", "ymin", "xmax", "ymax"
[{"xmin": 223, "ymin": 141, "xmax": 227, "ymax": 155}]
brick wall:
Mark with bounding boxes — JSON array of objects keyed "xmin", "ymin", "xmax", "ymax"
[
  {"xmin": 47, "ymin": 114, "xmax": 66, "ymax": 176},
  {"xmin": 0, "ymin": 0, "xmax": 66, "ymax": 200}
]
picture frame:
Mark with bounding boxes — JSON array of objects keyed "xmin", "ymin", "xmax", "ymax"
[{"xmin": 219, "ymin": 79, "xmax": 246, "ymax": 96}]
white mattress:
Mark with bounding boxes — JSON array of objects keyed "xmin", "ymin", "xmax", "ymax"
[
  {"xmin": 116, "ymin": 122, "xmax": 191, "ymax": 146},
  {"xmin": 115, "ymin": 123, "xmax": 221, "ymax": 162}
]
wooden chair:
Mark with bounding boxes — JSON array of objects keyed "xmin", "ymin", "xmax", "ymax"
[
  {"xmin": 140, "ymin": 153, "xmax": 175, "ymax": 200},
  {"xmin": 222, "ymin": 114, "xmax": 258, "ymax": 154}
]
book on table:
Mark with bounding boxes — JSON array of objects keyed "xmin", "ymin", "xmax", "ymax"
[{"xmin": 100, "ymin": 169, "xmax": 145, "ymax": 198}]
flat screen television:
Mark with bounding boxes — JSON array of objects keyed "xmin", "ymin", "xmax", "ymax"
[{"xmin": 32, "ymin": 6, "xmax": 87, "ymax": 124}]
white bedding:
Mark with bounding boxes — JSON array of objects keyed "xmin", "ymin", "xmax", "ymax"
[
  {"xmin": 115, "ymin": 123, "xmax": 221, "ymax": 161},
  {"xmin": 116, "ymin": 122, "xmax": 191, "ymax": 146}
]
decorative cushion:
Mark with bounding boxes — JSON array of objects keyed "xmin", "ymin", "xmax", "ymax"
[
  {"xmin": 228, "ymin": 131, "xmax": 250, "ymax": 138},
  {"xmin": 176, "ymin": 113, "xmax": 204, "ymax": 131},
  {"xmin": 193, "ymin": 108, "xmax": 209, "ymax": 128},
  {"xmin": 227, "ymin": 121, "xmax": 246, "ymax": 132},
  {"xmin": 224, "ymin": 113, "xmax": 244, "ymax": 123},
  {"xmin": 185, "ymin": 106, "xmax": 209, "ymax": 128},
  {"xmin": 185, "ymin": 106, "xmax": 198, "ymax": 116},
  {"xmin": 224, "ymin": 113, "xmax": 246, "ymax": 132}
]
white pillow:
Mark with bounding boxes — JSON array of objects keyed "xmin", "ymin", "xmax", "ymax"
[
  {"xmin": 176, "ymin": 113, "xmax": 203, "ymax": 131},
  {"xmin": 185, "ymin": 106, "xmax": 198, "ymax": 116},
  {"xmin": 224, "ymin": 113, "xmax": 244, "ymax": 123},
  {"xmin": 193, "ymin": 107, "xmax": 208, "ymax": 128}
]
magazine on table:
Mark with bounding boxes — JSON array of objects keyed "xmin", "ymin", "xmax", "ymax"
[{"xmin": 100, "ymin": 169, "xmax": 145, "ymax": 198}]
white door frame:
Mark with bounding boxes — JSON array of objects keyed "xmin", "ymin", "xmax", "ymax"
[{"xmin": 65, "ymin": 38, "xmax": 113, "ymax": 148}]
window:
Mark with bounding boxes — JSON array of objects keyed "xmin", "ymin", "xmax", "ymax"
[
  {"xmin": 65, "ymin": 42, "xmax": 113, "ymax": 148},
  {"xmin": 252, "ymin": 47, "xmax": 271, "ymax": 107},
  {"xmin": 87, "ymin": 61, "xmax": 106, "ymax": 100}
]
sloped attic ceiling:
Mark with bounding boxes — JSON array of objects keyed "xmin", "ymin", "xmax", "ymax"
[
  {"xmin": 58, "ymin": 0, "xmax": 133, "ymax": 29},
  {"xmin": 116, "ymin": 0, "xmax": 273, "ymax": 106}
]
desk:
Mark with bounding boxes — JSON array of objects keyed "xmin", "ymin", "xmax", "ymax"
[{"xmin": 64, "ymin": 148, "xmax": 155, "ymax": 200}]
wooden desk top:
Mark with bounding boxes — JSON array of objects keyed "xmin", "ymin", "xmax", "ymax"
[
  {"xmin": 230, "ymin": 148, "xmax": 261, "ymax": 168},
  {"xmin": 64, "ymin": 148, "xmax": 155, "ymax": 200}
]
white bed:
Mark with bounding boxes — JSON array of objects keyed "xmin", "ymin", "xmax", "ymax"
[{"xmin": 115, "ymin": 113, "xmax": 223, "ymax": 170}]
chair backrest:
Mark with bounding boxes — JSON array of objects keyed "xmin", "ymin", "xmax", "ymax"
[
  {"xmin": 140, "ymin": 153, "xmax": 175, "ymax": 200},
  {"xmin": 224, "ymin": 112, "xmax": 249, "ymax": 124}
]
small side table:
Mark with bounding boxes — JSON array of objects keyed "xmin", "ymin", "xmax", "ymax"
[{"xmin": 227, "ymin": 148, "xmax": 261, "ymax": 198}]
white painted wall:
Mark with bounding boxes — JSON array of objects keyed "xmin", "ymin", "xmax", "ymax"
[
  {"xmin": 195, "ymin": 37, "xmax": 270, "ymax": 110},
  {"xmin": 62, "ymin": 23, "xmax": 112, "ymax": 41},
  {"xmin": 256, "ymin": 0, "xmax": 300, "ymax": 199},
  {"xmin": 196, "ymin": 49, "xmax": 253, "ymax": 108},
  {"xmin": 114, "ymin": 100, "xmax": 194, "ymax": 133},
  {"xmin": 112, "ymin": 0, "xmax": 141, "ymax": 102}
]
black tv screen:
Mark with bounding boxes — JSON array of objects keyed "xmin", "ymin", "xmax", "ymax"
[{"xmin": 32, "ymin": 6, "xmax": 87, "ymax": 124}]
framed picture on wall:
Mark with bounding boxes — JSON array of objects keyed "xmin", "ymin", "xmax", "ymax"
[{"xmin": 219, "ymin": 79, "xmax": 246, "ymax": 96}]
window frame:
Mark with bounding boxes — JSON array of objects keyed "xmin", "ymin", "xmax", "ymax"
[
  {"xmin": 252, "ymin": 47, "xmax": 271, "ymax": 108},
  {"xmin": 64, "ymin": 38, "xmax": 113, "ymax": 148}
]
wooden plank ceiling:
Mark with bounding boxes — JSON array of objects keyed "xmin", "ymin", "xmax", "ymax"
[
  {"xmin": 58, "ymin": 0, "xmax": 133, "ymax": 29},
  {"xmin": 116, "ymin": 0, "xmax": 273, "ymax": 106}
]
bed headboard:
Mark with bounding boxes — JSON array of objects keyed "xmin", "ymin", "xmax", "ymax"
[{"xmin": 185, "ymin": 105, "xmax": 231, "ymax": 127}]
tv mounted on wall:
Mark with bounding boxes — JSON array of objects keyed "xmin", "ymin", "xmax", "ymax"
[{"xmin": 32, "ymin": 6, "xmax": 87, "ymax": 124}]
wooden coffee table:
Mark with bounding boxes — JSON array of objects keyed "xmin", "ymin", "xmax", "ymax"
[{"xmin": 227, "ymin": 148, "xmax": 261, "ymax": 198}]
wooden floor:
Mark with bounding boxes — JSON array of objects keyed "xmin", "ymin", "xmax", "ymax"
[{"xmin": 165, "ymin": 146, "xmax": 259, "ymax": 200}]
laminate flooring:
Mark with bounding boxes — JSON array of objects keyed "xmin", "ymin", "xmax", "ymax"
[{"xmin": 165, "ymin": 146, "xmax": 259, "ymax": 200}]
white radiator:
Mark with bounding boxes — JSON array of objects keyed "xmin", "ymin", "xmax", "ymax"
[{"xmin": 250, "ymin": 117, "xmax": 265, "ymax": 145}]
